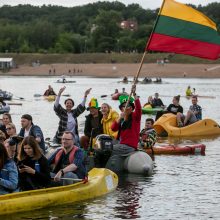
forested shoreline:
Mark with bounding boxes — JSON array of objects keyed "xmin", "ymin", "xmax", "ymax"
[{"xmin": 0, "ymin": 1, "xmax": 220, "ymax": 54}]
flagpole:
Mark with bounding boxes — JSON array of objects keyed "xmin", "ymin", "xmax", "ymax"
[{"xmin": 125, "ymin": 0, "xmax": 167, "ymax": 107}]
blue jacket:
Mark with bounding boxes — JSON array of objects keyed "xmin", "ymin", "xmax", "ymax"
[
  {"xmin": 0, "ymin": 160, "xmax": 18, "ymax": 195},
  {"xmin": 19, "ymin": 124, "xmax": 45, "ymax": 152}
]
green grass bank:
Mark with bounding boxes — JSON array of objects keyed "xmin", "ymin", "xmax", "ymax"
[{"xmin": 1, "ymin": 53, "xmax": 220, "ymax": 65}]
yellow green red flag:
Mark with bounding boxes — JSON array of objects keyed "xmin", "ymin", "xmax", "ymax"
[{"xmin": 146, "ymin": 0, "xmax": 220, "ymax": 60}]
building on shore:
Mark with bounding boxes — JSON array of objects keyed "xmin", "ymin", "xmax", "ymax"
[{"xmin": 0, "ymin": 58, "xmax": 14, "ymax": 71}]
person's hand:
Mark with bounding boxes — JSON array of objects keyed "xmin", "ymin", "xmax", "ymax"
[
  {"xmin": 84, "ymin": 88, "xmax": 92, "ymax": 97},
  {"xmin": 120, "ymin": 112, "xmax": 125, "ymax": 119},
  {"xmin": 35, "ymin": 137, "xmax": 41, "ymax": 143},
  {"xmin": 19, "ymin": 165, "xmax": 35, "ymax": 174},
  {"xmin": 54, "ymin": 170, "xmax": 62, "ymax": 182},
  {"xmin": 58, "ymin": 86, "xmax": 66, "ymax": 96}
]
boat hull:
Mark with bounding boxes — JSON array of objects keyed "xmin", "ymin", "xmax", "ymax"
[
  {"xmin": 44, "ymin": 95, "xmax": 56, "ymax": 101},
  {"xmin": 0, "ymin": 168, "xmax": 118, "ymax": 215},
  {"xmin": 154, "ymin": 113, "xmax": 220, "ymax": 137},
  {"xmin": 145, "ymin": 144, "xmax": 206, "ymax": 155},
  {"xmin": 105, "ymin": 151, "xmax": 153, "ymax": 176},
  {"xmin": 142, "ymin": 107, "xmax": 163, "ymax": 115}
]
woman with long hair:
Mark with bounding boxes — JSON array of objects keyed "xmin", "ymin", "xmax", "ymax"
[
  {"xmin": 0, "ymin": 113, "xmax": 12, "ymax": 138},
  {"xmin": 17, "ymin": 136, "xmax": 51, "ymax": 191},
  {"xmin": 0, "ymin": 143, "xmax": 18, "ymax": 195},
  {"xmin": 101, "ymin": 103, "xmax": 119, "ymax": 139}
]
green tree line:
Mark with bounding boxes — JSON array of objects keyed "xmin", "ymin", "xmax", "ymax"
[{"xmin": 0, "ymin": 1, "xmax": 219, "ymax": 53}]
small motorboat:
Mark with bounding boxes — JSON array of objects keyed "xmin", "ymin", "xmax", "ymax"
[{"xmin": 55, "ymin": 79, "xmax": 76, "ymax": 83}]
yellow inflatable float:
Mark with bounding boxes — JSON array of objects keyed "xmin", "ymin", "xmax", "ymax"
[{"xmin": 154, "ymin": 113, "xmax": 220, "ymax": 137}]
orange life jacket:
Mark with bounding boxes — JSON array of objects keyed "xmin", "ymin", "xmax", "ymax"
[{"xmin": 54, "ymin": 146, "xmax": 78, "ymax": 166}]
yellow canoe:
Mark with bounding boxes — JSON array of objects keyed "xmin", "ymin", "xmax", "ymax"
[
  {"xmin": 154, "ymin": 113, "xmax": 220, "ymax": 137},
  {"xmin": 0, "ymin": 168, "xmax": 118, "ymax": 215},
  {"xmin": 44, "ymin": 95, "xmax": 56, "ymax": 101}
]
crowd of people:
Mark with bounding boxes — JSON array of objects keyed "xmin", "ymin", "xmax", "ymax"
[{"xmin": 0, "ymin": 84, "xmax": 202, "ymax": 195}]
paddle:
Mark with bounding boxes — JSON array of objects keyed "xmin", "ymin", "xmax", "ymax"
[
  {"xmin": 34, "ymin": 94, "xmax": 70, "ymax": 97},
  {"xmin": 13, "ymin": 95, "xmax": 24, "ymax": 100},
  {"xmin": 7, "ymin": 102, "xmax": 22, "ymax": 106}
]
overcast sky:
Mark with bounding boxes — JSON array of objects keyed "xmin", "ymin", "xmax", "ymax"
[{"xmin": 0, "ymin": 0, "xmax": 218, "ymax": 9}]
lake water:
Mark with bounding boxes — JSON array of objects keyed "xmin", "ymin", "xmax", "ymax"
[{"xmin": 1, "ymin": 76, "xmax": 220, "ymax": 220}]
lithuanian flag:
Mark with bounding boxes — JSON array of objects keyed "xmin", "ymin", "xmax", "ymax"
[{"xmin": 146, "ymin": 0, "xmax": 220, "ymax": 60}]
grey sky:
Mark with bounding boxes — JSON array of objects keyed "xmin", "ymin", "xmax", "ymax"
[{"xmin": 0, "ymin": 0, "xmax": 218, "ymax": 9}]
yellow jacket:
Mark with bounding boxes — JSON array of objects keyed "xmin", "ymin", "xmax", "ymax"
[{"xmin": 101, "ymin": 109, "xmax": 119, "ymax": 139}]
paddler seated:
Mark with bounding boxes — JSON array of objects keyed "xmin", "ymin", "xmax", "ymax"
[
  {"xmin": 0, "ymin": 97, "xmax": 10, "ymax": 113},
  {"xmin": 100, "ymin": 103, "xmax": 119, "ymax": 141},
  {"xmin": 0, "ymin": 143, "xmax": 18, "ymax": 195},
  {"xmin": 138, "ymin": 118, "xmax": 157, "ymax": 150},
  {"xmin": 122, "ymin": 76, "xmax": 128, "ymax": 83},
  {"xmin": 152, "ymin": 93, "xmax": 165, "ymax": 108},
  {"xmin": 17, "ymin": 136, "xmax": 51, "ymax": 191},
  {"xmin": 111, "ymin": 85, "xmax": 141, "ymax": 155},
  {"xmin": 143, "ymin": 96, "xmax": 153, "ymax": 108},
  {"xmin": 185, "ymin": 85, "xmax": 192, "ymax": 96},
  {"xmin": 49, "ymin": 131, "xmax": 86, "ymax": 185},
  {"xmin": 80, "ymin": 98, "xmax": 103, "ymax": 150},
  {"xmin": 43, "ymin": 85, "xmax": 56, "ymax": 96},
  {"xmin": 176, "ymin": 96, "xmax": 202, "ymax": 127},
  {"xmin": 155, "ymin": 95, "xmax": 183, "ymax": 121}
]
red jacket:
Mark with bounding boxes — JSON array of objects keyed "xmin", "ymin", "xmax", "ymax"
[{"xmin": 111, "ymin": 98, "xmax": 141, "ymax": 149}]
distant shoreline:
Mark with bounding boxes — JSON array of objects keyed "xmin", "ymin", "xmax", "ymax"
[{"xmin": 1, "ymin": 63, "xmax": 220, "ymax": 78}]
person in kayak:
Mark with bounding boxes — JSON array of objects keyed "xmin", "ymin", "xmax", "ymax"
[
  {"xmin": 80, "ymin": 98, "xmax": 103, "ymax": 150},
  {"xmin": 176, "ymin": 96, "xmax": 202, "ymax": 127},
  {"xmin": 0, "ymin": 143, "xmax": 18, "ymax": 195},
  {"xmin": 152, "ymin": 93, "xmax": 165, "ymax": 108},
  {"xmin": 54, "ymin": 86, "xmax": 91, "ymax": 144},
  {"xmin": 18, "ymin": 114, "xmax": 45, "ymax": 153},
  {"xmin": 111, "ymin": 85, "xmax": 141, "ymax": 155},
  {"xmin": 185, "ymin": 85, "xmax": 192, "ymax": 96},
  {"xmin": 100, "ymin": 103, "xmax": 119, "ymax": 140},
  {"xmin": 17, "ymin": 136, "xmax": 51, "ymax": 191},
  {"xmin": 43, "ymin": 85, "xmax": 56, "ymax": 96},
  {"xmin": 49, "ymin": 131, "xmax": 86, "ymax": 185}
]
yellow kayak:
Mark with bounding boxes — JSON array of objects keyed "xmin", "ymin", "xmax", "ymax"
[
  {"xmin": 154, "ymin": 113, "xmax": 220, "ymax": 137},
  {"xmin": 44, "ymin": 95, "xmax": 56, "ymax": 101},
  {"xmin": 0, "ymin": 168, "xmax": 118, "ymax": 215}
]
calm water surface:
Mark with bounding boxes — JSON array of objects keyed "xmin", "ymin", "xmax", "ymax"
[{"xmin": 1, "ymin": 76, "xmax": 220, "ymax": 220}]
